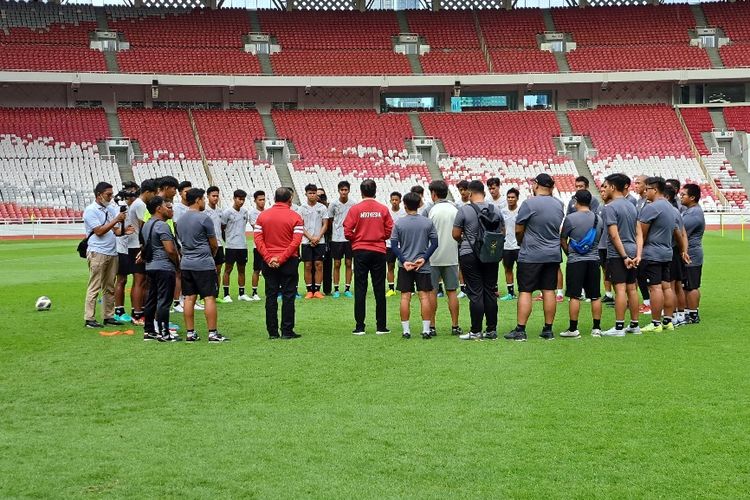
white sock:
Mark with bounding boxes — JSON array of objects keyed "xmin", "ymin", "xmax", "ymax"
[
  {"xmin": 401, "ymin": 321, "xmax": 410, "ymax": 334},
  {"xmin": 605, "ymin": 291, "xmax": 613, "ymax": 298},
  {"xmin": 556, "ymin": 289, "xmax": 563, "ymax": 297},
  {"xmin": 644, "ymin": 299, "xmax": 651, "ymax": 306},
  {"xmin": 422, "ymin": 320, "xmax": 431, "ymax": 333}
]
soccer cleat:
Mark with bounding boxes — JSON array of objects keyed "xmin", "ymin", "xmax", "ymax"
[
  {"xmin": 352, "ymin": 328, "xmax": 366, "ymax": 336},
  {"xmin": 386, "ymin": 289, "xmax": 396, "ymax": 297},
  {"xmin": 332, "ymin": 291, "xmax": 341, "ymax": 298},
  {"xmin": 131, "ymin": 317, "xmax": 145, "ymax": 326},
  {"xmin": 295, "ymin": 293, "xmax": 302, "ymax": 300},
  {"xmin": 601, "ymin": 327, "xmax": 626, "ymax": 337},
  {"xmin": 172, "ymin": 303, "xmax": 184, "ymax": 313},
  {"xmin": 429, "ymin": 327, "xmax": 437, "ymax": 337},
  {"xmin": 194, "ymin": 301, "xmax": 205, "ymax": 310},
  {"xmin": 238, "ymin": 294, "xmax": 253, "ymax": 302},
  {"xmin": 625, "ymin": 325, "xmax": 642, "ymax": 335},
  {"xmin": 143, "ymin": 332, "xmax": 162, "ymax": 341},
  {"xmin": 85, "ymin": 320, "xmax": 104, "ymax": 329},
  {"xmin": 591, "ymin": 328, "xmax": 602, "ymax": 338},
  {"xmin": 304, "ymin": 292, "xmax": 314, "ymax": 299},
  {"xmin": 641, "ymin": 323, "xmax": 663, "ymax": 333},
  {"xmin": 503, "ymin": 329, "xmax": 527, "ymax": 342},
  {"xmin": 451, "ymin": 326, "xmax": 463, "ymax": 336},
  {"xmin": 540, "ymin": 330, "xmax": 555, "ymax": 341},
  {"xmin": 639, "ymin": 304, "xmax": 651, "ymax": 314},
  {"xmin": 376, "ymin": 329, "xmax": 391, "ymax": 335},
  {"xmin": 115, "ymin": 313, "xmax": 133, "ymax": 323},
  {"xmin": 499, "ymin": 293, "xmax": 516, "ymax": 301},
  {"xmin": 459, "ymin": 331, "xmax": 482, "ymax": 340},
  {"xmin": 313, "ymin": 291, "xmax": 325, "ymax": 299},
  {"xmin": 208, "ymin": 332, "xmax": 230, "ymax": 342},
  {"xmin": 186, "ymin": 332, "xmax": 200, "ymax": 342},
  {"xmin": 560, "ymin": 330, "xmax": 581, "ymax": 339},
  {"xmin": 163, "ymin": 332, "xmax": 182, "ymax": 342},
  {"xmin": 556, "ymin": 295, "xmax": 564, "ymax": 303},
  {"xmin": 281, "ymin": 332, "xmax": 301, "ymax": 340},
  {"xmin": 103, "ymin": 318, "xmax": 124, "ymax": 326},
  {"xmin": 483, "ymin": 331, "xmax": 498, "ymax": 340},
  {"xmin": 663, "ymin": 322, "xmax": 675, "ymax": 331},
  {"xmin": 251, "ymin": 294, "xmax": 262, "ymax": 301},
  {"xmin": 222, "ymin": 296, "xmax": 233, "ymax": 304},
  {"xmin": 687, "ymin": 315, "xmax": 701, "ymax": 324},
  {"xmin": 344, "ymin": 290, "xmax": 353, "ymax": 298},
  {"xmin": 421, "ymin": 331, "xmax": 432, "ymax": 339},
  {"xmin": 457, "ymin": 291, "xmax": 467, "ymax": 299},
  {"xmin": 601, "ymin": 295, "xmax": 615, "ymax": 304},
  {"xmin": 402, "ymin": 332, "xmax": 411, "ymax": 339},
  {"xmin": 268, "ymin": 334, "xmax": 280, "ymax": 340}
]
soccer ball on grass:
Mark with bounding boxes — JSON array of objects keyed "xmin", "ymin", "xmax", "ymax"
[{"xmin": 35, "ymin": 296, "xmax": 52, "ymax": 311}]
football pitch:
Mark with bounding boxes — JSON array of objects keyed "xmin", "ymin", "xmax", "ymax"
[{"xmin": 1, "ymin": 233, "xmax": 748, "ymax": 498}]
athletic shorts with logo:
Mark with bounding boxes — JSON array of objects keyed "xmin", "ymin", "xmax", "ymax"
[
  {"xmin": 682, "ymin": 266, "xmax": 702, "ymax": 291},
  {"xmin": 517, "ymin": 262, "xmax": 559, "ymax": 293},
  {"xmin": 397, "ymin": 268, "xmax": 433, "ymax": 293},
  {"xmin": 606, "ymin": 258, "xmax": 637, "ymax": 285},
  {"xmin": 639, "ymin": 260, "xmax": 671, "ymax": 286},
  {"xmin": 181, "ymin": 269, "xmax": 219, "ymax": 298}
]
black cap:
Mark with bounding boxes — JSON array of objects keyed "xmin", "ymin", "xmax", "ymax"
[{"xmin": 534, "ymin": 173, "xmax": 555, "ymax": 188}]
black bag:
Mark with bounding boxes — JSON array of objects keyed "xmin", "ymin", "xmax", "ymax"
[
  {"xmin": 76, "ymin": 232, "xmax": 94, "ymax": 258},
  {"xmin": 140, "ymin": 223, "xmax": 155, "ymax": 263},
  {"xmin": 469, "ymin": 203, "xmax": 505, "ymax": 263}
]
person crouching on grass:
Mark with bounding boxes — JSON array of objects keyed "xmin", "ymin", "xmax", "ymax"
[{"xmin": 390, "ymin": 192, "xmax": 439, "ymax": 339}]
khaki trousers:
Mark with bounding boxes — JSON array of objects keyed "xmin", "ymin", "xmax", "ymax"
[{"xmin": 84, "ymin": 252, "xmax": 118, "ymax": 321}]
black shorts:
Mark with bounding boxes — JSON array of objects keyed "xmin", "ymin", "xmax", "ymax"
[
  {"xmin": 517, "ymin": 262, "xmax": 559, "ymax": 293},
  {"xmin": 566, "ymin": 261, "xmax": 601, "ymax": 300},
  {"xmin": 225, "ymin": 248, "xmax": 248, "ymax": 266},
  {"xmin": 397, "ymin": 268, "xmax": 433, "ymax": 293},
  {"xmin": 214, "ymin": 246, "xmax": 225, "ymax": 266},
  {"xmin": 670, "ymin": 250, "xmax": 684, "ymax": 282},
  {"xmin": 118, "ymin": 252, "xmax": 133, "ymax": 276},
  {"xmin": 128, "ymin": 247, "xmax": 146, "ymax": 274},
  {"xmin": 301, "ymin": 244, "xmax": 325, "ymax": 262},
  {"xmin": 682, "ymin": 266, "xmax": 702, "ymax": 291},
  {"xmin": 598, "ymin": 249, "xmax": 608, "ymax": 269},
  {"xmin": 330, "ymin": 241, "xmax": 353, "ymax": 260},
  {"xmin": 639, "ymin": 260, "xmax": 671, "ymax": 286},
  {"xmin": 253, "ymin": 248, "xmax": 263, "ymax": 272},
  {"xmin": 386, "ymin": 248, "xmax": 397, "ymax": 264},
  {"xmin": 606, "ymin": 257, "xmax": 637, "ymax": 285},
  {"xmin": 502, "ymin": 249, "xmax": 519, "ymax": 269},
  {"xmin": 181, "ymin": 269, "xmax": 219, "ymax": 298}
]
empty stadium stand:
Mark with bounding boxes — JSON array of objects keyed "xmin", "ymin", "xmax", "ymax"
[
  {"xmin": 192, "ymin": 109, "xmax": 266, "ymax": 160},
  {"xmin": 118, "ymin": 109, "xmax": 200, "ymax": 160}
]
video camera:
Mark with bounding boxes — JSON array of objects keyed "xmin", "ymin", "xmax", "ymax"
[{"xmin": 114, "ymin": 181, "xmax": 140, "ymax": 203}]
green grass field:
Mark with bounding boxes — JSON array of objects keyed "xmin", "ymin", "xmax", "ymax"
[{"xmin": 1, "ymin": 233, "xmax": 749, "ymax": 498}]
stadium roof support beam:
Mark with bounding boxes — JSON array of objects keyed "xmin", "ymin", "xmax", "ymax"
[{"xmin": 576, "ymin": 0, "xmax": 662, "ymax": 6}]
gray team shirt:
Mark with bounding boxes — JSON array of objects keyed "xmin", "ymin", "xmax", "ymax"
[
  {"xmin": 516, "ymin": 195, "xmax": 565, "ymax": 263},
  {"xmin": 328, "ymin": 198, "xmax": 356, "ymax": 242},
  {"xmin": 142, "ymin": 219, "xmax": 176, "ymax": 272},
  {"xmin": 639, "ymin": 198, "xmax": 677, "ymax": 262},
  {"xmin": 682, "ymin": 205, "xmax": 705, "ymax": 267},
  {"xmin": 391, "ymin": 214, "xmax": 438, "ymax": 274},
  {"xmin": 566, "ymin": 195, "xmax": 600, "ymax": 215},
  {"xmin": 597, "ymin": 202, "xmax": 609, "ymax": 251},
  {"xmin": 175, "ymin": 210, "xmax": 216, "ymax": 271},
  {"xmin": 204, "ymin": 205, "xmax": 223, "ymax": 247},
  {"xmin": 501, "ymin": 206, "xmax": 519, "ymax": 250},
  {"xmin": 298, "ymin": 202, "xmax": 328, "ymax": 245},
  {"xmin": 126, "ymin": 197, "xmax": 147, "ymax": 249},
  {"xmin": 386, "ymin": 207, "xmax": 407, "ymax": 248},
  {"xmin": 221, "ymin": 206, "xmax": 249, "ymax": 249},
  {"xmin": 604, "ymin": 197, "xmax": 637, "ymax": 259},
  {"xmin": 561, "ymin": 210, "xmax": 603, "ymax": 264},
  {"xmin": 454, "ymin": 201, "xmax": 505, "ymax": 257},
  {"xmin": 172, "ymin": 202, "xmax": 189, "ymax": 223}
]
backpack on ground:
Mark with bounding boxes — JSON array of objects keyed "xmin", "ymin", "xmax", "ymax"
[
  {"xmin": 469, "ymin": 203, "xmax": 505, "ymax": 263},
  {"xmin": 569, "ymin": 214, "xmax": 599, "ymax": 255}
]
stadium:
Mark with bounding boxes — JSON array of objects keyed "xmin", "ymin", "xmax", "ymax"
[{"xmin": 0, "ymin": 0, "xmax": 749, "ymax": 496}]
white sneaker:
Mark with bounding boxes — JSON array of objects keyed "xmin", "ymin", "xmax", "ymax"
[
  {"xmin": 238, "ymin": 294, "xmax": 252, "ymax": 302},
  {"xmin": 251, "ymin": 294, "xmax": 262, "ymax": 301},
  {"xmin": 172, "ymin": 303, "xmax": 184, "ymax": 313},
  {"xmin": 222, "ymin": 296, "xmax": 233, "ymax": 304},
  {"xmin": 625, "ymin": 325, "xmax": 642, "ymax": 335},
  {"xmin": 352, "ymin": 329, "xmax": 366, "ymax": 336},
  {"xmin": 459, "ymin": 331, "xmax": 482, "ymax": 340},
  {"xmin": 560, "ymin": 329, "xmax": 581, "ymax": 339},
  {"xmin": 457, "ymin": 291, "xmax": 466, "ymax": 299},
  {"xmin": 591, "ymin": 328, "xmax": 602, "ymax": 338},
  {"xmin": 194, "ymin": 301, "xmax": 205, "ymax": 311},
  {"xmin": 602, "ymin": 327, "xmax": 626, "ymax": 337}
]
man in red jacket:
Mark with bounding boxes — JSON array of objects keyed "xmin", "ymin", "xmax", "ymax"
[
  {"xmin": 254, "ymin": 187, "xmax": 304, "ymax": 340},
  {"xmin": 343, "ymin": 179, "xmax": 394, "ymax": 335}
]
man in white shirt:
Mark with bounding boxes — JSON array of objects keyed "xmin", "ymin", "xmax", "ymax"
[
  {"xmin": 487, "ymin": 177, "xmax": 507, "ymax": 210},
  {"xmin": 500, "ymin": 188, "xmax": 521, "ymax": 301},
  {"xmin": 386, "ymin": 191, "xmax": 406, "ymax": 296}
]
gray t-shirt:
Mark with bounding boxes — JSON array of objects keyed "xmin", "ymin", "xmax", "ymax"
[
  {"xmin": 604, "ymin": 197, "xmax": 637, "ymax": 259},
  {"xmin": 386, "ymin": 207, "xmax": 407, "ymax": 248},
  {"xmin": 248, "ymin": 206, "xmax": 262, "ymax": 226},
  {"xmin": 221, "ymin": 206, "xmax": 249, "ymax": 249},
  {"xmin": 391, "ymin": 213, "xmax": 438, "ymax": 274},
  {"xmin": 566, "ymin": 195, "xmax": 600, "ymax": 215},
  {"xmin": 636, "ymin": 196, "xmax": 648, "ymax": 215},
  {"xmin": 682, "ymin": 205, "xmax": 705, "ymax": 267},
  {"xmin": 172, "ymin": 202, "xmax": 189, "ymax": 223},
  {"xmin": 204, "ymin": 205, "xmax": 223, "ymax": 247},
  {"xmin": 328, "ymin": 198, "xmax": 356, "ymax": 242},
  {"xmin": 516, "ymin": 195, "xmax": 565, "ymax": 263},
  {"xmin": 454, "ymin": 201, "xmax": 492, "ymax": 257},
  {"xmin": 561, "ymin": 210, "xmax": 603, "ymax": 264},
  {"xmin": 143, "ymin": 219, "xmax": 176, "ymax": 272},
  {"xmin": 176, "ymin": 210, "xmax": 216, "ymax": 271},
  {"xmin": 126, "ymin": 197, "xmax": 148, "ymax": 249},
  {"xmin": 597, "ymin": 202, "xmax": 608, "ymax": 251},
  {"xmin": 298, "ymin": 202, "xmax": 328, "ymax": 245},
  {"xmin": 639, "ymin": 198, "xmax": 677, "ymax": 262}
]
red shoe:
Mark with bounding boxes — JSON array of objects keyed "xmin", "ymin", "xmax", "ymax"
[
  {"xmin": 304, "ymin": 292, "xmax": 314, "ymax": 299},
  {"xmin": 639, "ymin": 304, "xmax": 651, "ymax": 314},
  {"xmin": 313, "ymin": 291, "xmax": 325, "ymax": 299},
  {"xmin": 556, "ymin": 295, "xmax": 564, "ymax": 303}
]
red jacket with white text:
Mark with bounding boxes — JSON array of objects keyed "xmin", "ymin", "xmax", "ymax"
[{"xmin": 343, "ymin": 198, "xmax": 393, "ymax": 254}]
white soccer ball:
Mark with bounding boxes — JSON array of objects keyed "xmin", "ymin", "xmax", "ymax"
[{"xmin": 35, "ymin": 296, "xmax": 52, "ymax": 311}]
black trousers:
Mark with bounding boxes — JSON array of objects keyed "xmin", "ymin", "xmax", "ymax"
[
  {"xmin": 263, "ymin": 258, "xmax": 299, "ymax": 337},
  {"xmin": 144, "ymin": 270, "xmax": 176, "ymax": 335},
  {"xmin": 353, "ymin": 250, "xmax": 387, "ymax": 331},
  {"xmin": 322, "ymin": 245, "xmax": 333, "ymax": 295},
  {"xmin": 459, "ymin": 253, "xmax": 499, "ymax": 334}
]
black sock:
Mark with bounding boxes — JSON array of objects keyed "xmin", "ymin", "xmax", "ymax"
[
  {"xmin": 652, "ymin": 320, "xmax": 660, "ymax": 326},
  {"xmin": 593, "ymin": 319, "xmax": 601, "ymax": 330},
  {"xmin": 173, "ymin": 300, "xmax": 180, "ymax": 307},
  {"xmin": 335, "ymin": 285, "xmax": 340, "ymax": 292},
  {"xmin": 543, "ymin": 323, "xmax": 553, "ymax": 332},
  {"xmin": 663, "ymin": 316, "xmax": 672, "ymax": 325},
  {"xmin": 345, "ymin": 284, "xmax": 350, "ymax": 292},
  {"xmin": 239, "ymin": 287, "xmax": 245, "ymax": 296},
  {"xmin": 507, "ymin": 284, "xmax": 515, "ymax": 296},
  {"xmin": 438, "ymin": 284, "xmax": 444, "ymax": 294},
  {"xmin": 630, "ymin": 320, "xmax": 639, "ymax": 328},
  {"xmin": 208, "ymin": 329, "xmax": 217, "ymax": 336},
  {"xmin": 306, "ymin": 284, "xmax": 313, "ymax": 292},
  {"xmin": 388, "ymin": 283, "xmax": 394, "ymax": 291},
  {"xmin": 516, "ymin": 324, "xmax": 526, "ymax": 332},
  {"xmin": 115, "ymin": 306, "xmax": 125, "ymax": 316},
  {"xmin": 252, "ymin": 287, "xmax": 258, "ymax": 295},
  {"xmin": 689, "ymin": 310, "xmax": 698, "ymax": 320},
  {"xmin": 460, "ymin": 284, "xmax": 466, "ymax": 293},
  {"xmin": 616, "ymin": 320, "xmax": 625, "ymax": 330},
  {"xmin": 223, "ymin": 286, "xmax": 230, "ymax": 297},
  {"xmin": 187, "ymin": 329, "xmax": 195, "ymax": 336},
  {"xmin": 569, "ymin": 320, "xmax": 578, "ymax": 331}
]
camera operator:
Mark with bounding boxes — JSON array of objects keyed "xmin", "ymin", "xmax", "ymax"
[{"xmin": 114, "ymin": 182, "xmax": 139, "ymax": 322}]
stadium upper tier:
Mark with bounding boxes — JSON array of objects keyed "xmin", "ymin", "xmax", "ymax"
[{"xmin": 1, "ymin": 2, "xmax": 748, "ymax": 74}]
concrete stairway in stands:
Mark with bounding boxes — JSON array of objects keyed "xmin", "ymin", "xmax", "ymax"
[
  {"xmin": 396, "ymin": 11, "xmax": 423, "ymax": 74},
  {"xmin": 407, "ymin": 112, "xmax": 448, "ymax": 196},
  {"xmin": 709, "ymin": 108, "xmax": 728, "ymax": 130},
  {"xmin": 260, "ymin": 113, "xmax": 297, "ymax": 202},
  {"xmin": 105, "ymin": 111, "xmax": 134, "ymax": 181},
  {"xmin": 691, "ymin": 4, "xmax": 725, "ymax": 68},
  {"xmin": 542, "ymin": 9, "xmax": 570, "ymax": 72},
  {"xmin": 95, "ymin": 10, "xmax": 119, "ymax": 73},
  {"xmin": 248, "ymin": 11, "xmax": 273, "ymax": 75}
]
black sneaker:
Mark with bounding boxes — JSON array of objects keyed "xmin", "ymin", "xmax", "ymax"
[
  {"xmin": 402, "ymin": 332, "xmax": 411, "ymax": 339},
  {"xmin": 85, "ymin": 320, "xmax": 103, "ymax": 329},
  {"xmin": 601, "ymin": 296, "xmax": 615, "ymax": 304},
  {"xmin": 209, "ymin": 333, "xmax": 231, "ymax": 342},
  {"xmin": 429, "ymin": 327, "xmax": 437, "ymax": 337},
  {"xmin": 483, "ymin": 331, "xmax": 498, "ymax": 340},
  {"xmin": 163, "ymin": 332, "xmax": 182, "ymax": 342},
  {"xmin": 540, "ymin": 330, "xmax": 555, "ymax": 341},
  {"xmin": 504, "ymin": 329, "xmax": 527, "ymax": 342},
  {"xmin": 280, "ymin": 332, "xmax": 300, "ymax": 340},
  {"xmin": 268, "ymin": 334, "xmax": 280, "ymax": 340},
  {"xmin": 143, "ymin": 332, "xmax": 162, "ymax": 341},
  {"xmin": 421, "ymin": 331, "xmax": 432, "ymax": 339},
  {"xmin": 103, "ymin": 318, "xmax": 124, "ymax": 326},
  {"xmin": 451, "ymin": 326, "xmax": 463, "ymax": 336},
  {"xmin": 186, "ymin": 332, "xmax": 200, "ymax": 342}
]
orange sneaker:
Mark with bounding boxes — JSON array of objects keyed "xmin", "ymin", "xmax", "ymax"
[
  {"xmin": 313, "ymin": 291, "xmax": 325, "ymax": 299},
  {"xmin": 304, "ymin": 291, "xmax": 314, "ymax": 299}
]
